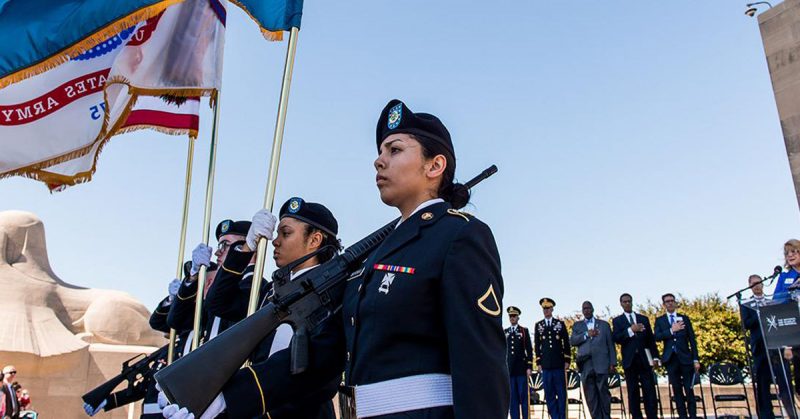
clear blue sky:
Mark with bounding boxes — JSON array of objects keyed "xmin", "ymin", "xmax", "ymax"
[{"xmin": 2, "ymin": 1, "xmax": 798, "ymax": 326}]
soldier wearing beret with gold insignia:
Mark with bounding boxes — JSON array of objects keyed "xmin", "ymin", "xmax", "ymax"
[
  {"xmin": 506, "ymin": 306, "xmax": 533, "ymax": 419},
  {"xmin": 534, "ymin": 298, "xmax": 570, "ymax": 419},
  {"xmin": 333, "ymin": 99, "xmax": 508, "ymax": 418}
]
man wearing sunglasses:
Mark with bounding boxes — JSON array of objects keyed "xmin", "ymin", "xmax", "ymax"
[{"xmin": 2, "ymin": 366, "xmax": 19, "ymax": 419}]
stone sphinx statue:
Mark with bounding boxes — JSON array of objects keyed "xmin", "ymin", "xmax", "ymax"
[
  {"xmin": 0, "ymin": 210, "xmax": 166, "ymax": 418},
  {"xmin": 0, "ymin": 210, "xmax": 164, "ymax": 356}
]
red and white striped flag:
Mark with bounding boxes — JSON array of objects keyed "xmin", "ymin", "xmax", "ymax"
[{"xmin": 0, "ymin": 0, "xmax": 226, "ymax": 191}]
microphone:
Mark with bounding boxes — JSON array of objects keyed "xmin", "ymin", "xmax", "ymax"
[{"xmin": 766, "ymin": 265, "xmax": 783, "ymax": 283}]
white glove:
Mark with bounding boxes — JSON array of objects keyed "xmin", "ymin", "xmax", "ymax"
[
  {"xmin": 161, "ymin": 394, "xmax": 225, "ymax": 419},
  {"xmin": 157, "ymin": 386, "xmax": 169, "ymax": 409},
  {"xmin": 168, "ymin": 278, "xmax": 181, "ymax": 297},
  {"xmin": 246, "ymin": 209, "xmax": 277, "ymax": 250},
  {"xmin": 162, "ymin": 405, "xmax": 194, "ymax": 419},
  {"xmin": 190, "ymin": 243, "xmax": 213, "ymax": 275},
  {"xmin": 83, "ymin": 399, "xmax": 107, "ymax": 416}
]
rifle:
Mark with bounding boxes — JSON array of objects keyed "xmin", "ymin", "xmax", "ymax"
[
  {"xmin": 82, "ymin": 344, "xmax": 168, "ymax": 411},
  {"xmin": 155, "ymin": 165, "xmax": 498, "ymax": 415}
]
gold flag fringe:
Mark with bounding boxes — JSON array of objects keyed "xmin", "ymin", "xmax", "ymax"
[
  {"xmin": 0, "ymin": 0, "xmax": 185, "ymax": 90},
  {"xmin": 229, "ymin": 0, "xmax": 286, "ymax": 42},
  {"xmin": 0, "ymin": 79, "xmax": 205, "ymax": 190}
]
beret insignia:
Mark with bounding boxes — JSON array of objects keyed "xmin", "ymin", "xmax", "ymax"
[{"xmin": 387, "ymin": 102, "xmax": 402, "ymax": 129}]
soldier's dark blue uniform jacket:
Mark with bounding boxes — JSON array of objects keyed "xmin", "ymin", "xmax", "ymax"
[
  {"xmin": 342, "ymin": 201, "xmax": 509, "ymax": 419},
  {"xmin": 207, "ymin": 245, "xmax": 342, "ymax": 419},
  {"xmin": 506, "ymin": 325, "xmax": 533, "ymax": 376},
  {"xmin": 534, "ymin": 318, "xmax": 571, "ymax": 369}
]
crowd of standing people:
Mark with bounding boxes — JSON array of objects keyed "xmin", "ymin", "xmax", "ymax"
[{"xmin": 506, "ymin": 239, "xmax": 800, "ymax": 419}]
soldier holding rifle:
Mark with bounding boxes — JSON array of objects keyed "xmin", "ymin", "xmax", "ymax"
[{"xmin": 159, "ymin": 99, "xmax": 508, "ymax": 419}]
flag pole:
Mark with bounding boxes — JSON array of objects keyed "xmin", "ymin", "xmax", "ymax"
[
  {"xmin": 246, "ymin": 27, "xmax": 300, "ymax": 316},
  {"xmin": 191, "ymin": 95, "xmax": 222, "ymax": 350},
  {"xmin": 167, "ymin": 137, "xmax": 195, "ymax": 364}
]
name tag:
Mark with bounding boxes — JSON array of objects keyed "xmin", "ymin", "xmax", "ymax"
[{"xmin": 786, "ymin": 278, "xmax": 795, "ymax": 285}]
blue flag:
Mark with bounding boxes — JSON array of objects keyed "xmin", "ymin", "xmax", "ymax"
[
  {"xmin": 232, "ymin": 0, "xmax": 303, "ymax": 40},
  {"xmin": 0, "ymin": 0, "xmax": 180, "ymax": 89}
]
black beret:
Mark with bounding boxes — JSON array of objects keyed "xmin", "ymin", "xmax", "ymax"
[
  {"xmin": 507, "ymin": 306, "xmax": 521, "ymax": 316},
  {"xmin": 279, "ymin": 197, "xmax": 338, "ymax": 237},
  {"xmin": 215, "ymin": 219, "xmax": 251, "ymax": 240},
  {"xmin": 375, "ymin": 99, "xmax": 454, "ymax": 159},
  {"xmin": 539, "ymin": 298, "xmax": 555, "ymax": 309}
]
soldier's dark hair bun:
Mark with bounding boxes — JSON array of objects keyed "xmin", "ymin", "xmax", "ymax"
[{"xmin": 442, "ymin": 182, "xmax": 470, "ymax": 210}]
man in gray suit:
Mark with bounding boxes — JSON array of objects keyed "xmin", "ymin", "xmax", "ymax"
[{"xmin": 570, "ymin": 301, "xmax": 617, "ymax": 419}]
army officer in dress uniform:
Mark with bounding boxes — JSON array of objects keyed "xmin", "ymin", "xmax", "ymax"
[
  {"xmin": 534, "ymin": 298, "xmax": 570, "ymax": 419},
  {"xmin": 506, "ymin": 306, "xmax": 533, "ymax": 419},
  {"xmin": 337, "ymin": 99, "xmax": 508, "ymax": 418}
]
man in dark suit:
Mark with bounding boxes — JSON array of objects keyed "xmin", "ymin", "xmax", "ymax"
[
  {"xmin": 570, "ymin": 301, "xmax": 616, "ymax": 419},
  {"xmin": 1, "ymin": 365, "xmax": 20, "ymax": 419},
  {"xmin": 654, "ymin": 293, "xmax": 700, "ymax": 419},
  {"xmin": 534, "ymin": 298, "xmax": 571, "ymax": 419},
  {"xmin": 506, "ymin": 306, "xmax": 534, "ymax": 419},
  {"xmin": 612, "ymin": 293, "xmax": 660, "ymax": 419}
]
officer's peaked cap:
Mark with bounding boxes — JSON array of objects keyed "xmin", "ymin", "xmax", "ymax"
[{"xmin": 539, "ymin": 298, "xmax": 556, "ymax": 309}]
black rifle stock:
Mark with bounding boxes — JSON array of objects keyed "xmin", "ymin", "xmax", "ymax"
[
  {"xmin": 154, "ymin": 165, "xmax": 498, "ymax": 415},
  {"xmin": 82, "ymin": 345, "xmax": 168, "ymax": 411}
]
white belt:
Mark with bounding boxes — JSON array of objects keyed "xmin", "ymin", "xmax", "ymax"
[
  {"xmin": 142, "ymin": 403, "xmax": 162, "ymax": 414},
  {"xmin": 355, "ymin": 373, "xmax": 453, "ymax": 418}
]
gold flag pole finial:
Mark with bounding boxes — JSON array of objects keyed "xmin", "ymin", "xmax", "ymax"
[
  {"xmin": 247, "ymin": 27, "xmax": 300, "ymax": 316},
  {"xmin": 167, "ymin": 138, "xmax": 195, "ymax": 364},
  {"xmin": 191, "ymin": 94, "xmax": 223, "ymax": 350}
]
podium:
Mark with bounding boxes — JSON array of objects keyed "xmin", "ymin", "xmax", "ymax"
[
  {"xmin": 758, "ymin": 299, "xmax": 800, "ymax": 349},
  {"xmin": 750, "ymin": 294, "xmax": 800, "ymax": 419}
]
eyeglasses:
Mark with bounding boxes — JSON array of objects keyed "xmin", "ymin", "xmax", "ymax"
[
  {"xmin": 785, "ymin": 249, "xmax": 800, "ymax": 256},
  {"xmin": 217, "ymin": 241, "xmax": 231, "ymax": 252},
  {"xmin": 663, "ymin": 299, "xmax": 675, "ymax": 304},
  {"xmin": 5, "ymin": 371, "xmax": 16, "ymax": 375}
]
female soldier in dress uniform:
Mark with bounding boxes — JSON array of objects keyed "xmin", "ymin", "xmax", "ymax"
[
  {"xmin": 161, "ymin": 99, "xmax": 508, "ymax": 419},
  {"xmin": 338, "ymin": 99, "xmax": 508, "ymax": 418}
]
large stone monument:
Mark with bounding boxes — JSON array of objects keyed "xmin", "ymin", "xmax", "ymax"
[
  {"xmin": 0, "ymin": 210, "xmax": 166, "ymax": 418},
  {"xmin": 759, "ymin": 0, "xmax": 800, "ymax": 212}
]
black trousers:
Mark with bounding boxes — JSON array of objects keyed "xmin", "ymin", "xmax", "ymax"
[
  {"xmin": 623, "ymin": 356, "xmax": 658, "ymax": 419},
  {"xmin": 753, "ymin": 350, "xmax": 799, "ymax": 419},
  {"xmin": 664, "ymin": 359, "xmax": 696, "ymax": 419},
  {"xmin": 754, "ymin": 356, "xmax": 775, "ymax": 419},
  {"xmin": 793, "ymin": 346, "xmax": 800, "ymax": 396}
]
